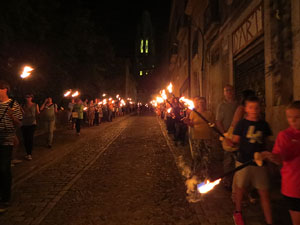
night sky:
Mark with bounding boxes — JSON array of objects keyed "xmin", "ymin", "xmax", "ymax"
[{"xmin": 85, "ymin": 0, "xmax": 172, "ymax": 58}]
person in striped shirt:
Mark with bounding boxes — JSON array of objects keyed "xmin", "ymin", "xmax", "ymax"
[{"xmin": 0, "ymin": 80, "xmax": 22, "ymax": 213}]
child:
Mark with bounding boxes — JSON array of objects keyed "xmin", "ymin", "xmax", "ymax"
[
  {"xmin": 262, "ymin": 101, "xmax": 300, "ymax": 225},
  {"xmin": 228, "ymin": 96, "xmax": 273, "ymax": 225}
]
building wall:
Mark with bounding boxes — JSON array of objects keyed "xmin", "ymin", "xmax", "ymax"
[{"xmin": 168, "ymin": 0, "xmax": 299, "ymax": 138}]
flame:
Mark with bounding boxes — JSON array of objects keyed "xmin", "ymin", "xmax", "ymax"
[
  {"xmin": 102, "ymin": 93, "xmax": 106, "ymax": 97},
  {"xmin": 72, "ymin": 91, "xmax": 79, "ymax": 97},
  {"xmin": 167, "ymin": 83, "xmax": 173, "ymax": 93},
  {"xmin": 197, "ymin": 179, "xmax": 221, "ymax": 194},
  {"xmin": 103, "ymin": 99, "xmax": 107, "ymax": 104},
  {"xmin": 20, "ymin": 66, "xmax": 34, "ymax": 79},
  {"xmin": 116, "ymin": 94, "xmax": 119, "ymax": 98},
  {"xmin": 64, "ymin": 90, "xmax": 71, "ymax": 97},
  {"xmin": 161, "ymin": 89, "xmax": 167, "ymax": 100},
  {"xmin": 120, "ymin": 99, "xmax": 125, "ymax": 106},
  {"xmin": 167, "ymin": 108, "xmax": 172, "ymax": 113},
  {"xmin": 83, "ymin": 107, "xmax": 88, "ymax": 111},
  {"xmin": 179, "ymin": 97, "xmax": 195, "ymax": 110},
  {"xmin": 156, "ymin": 96, "xmax": 164, "ymax": 103},
  {"xmin": 98, "ymin": 101, "xmax": 103, "ymax": 105}
]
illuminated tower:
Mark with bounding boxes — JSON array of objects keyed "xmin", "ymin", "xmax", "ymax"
[{"xmin": 135, "ymin": 11, "xmax": 156, "ymax": 78}]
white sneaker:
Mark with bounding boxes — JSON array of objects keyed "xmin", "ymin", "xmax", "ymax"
[{"xmin": 25, "ymin": 155, "xmax": 32, "ymax": 161}]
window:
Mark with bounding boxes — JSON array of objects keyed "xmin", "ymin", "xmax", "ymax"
[
  {"xmin": 140, "ymin": 40, "xmax": 144, "ymax": 53},
  {"xmin": 145, "ymin": 39, "xmax": 149, "ymax": 53},
  {"xmin": 139, "ymin": 71, "xmax": 143, "ymax": 76}
]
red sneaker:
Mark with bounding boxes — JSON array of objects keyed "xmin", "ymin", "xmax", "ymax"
[{"xmin": 233, "ymin": 211, "xmax": 245, "ymax": 225}]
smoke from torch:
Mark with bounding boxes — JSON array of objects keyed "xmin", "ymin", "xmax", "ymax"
[{"xmin": 20, "ymin": 66, "xmax": 34, "ymax": 79}]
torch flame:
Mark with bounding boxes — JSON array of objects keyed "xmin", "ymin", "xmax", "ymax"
[
  {"xmin": 179, "ymin": 97, "xmax": 195, "ymax": 110},
  {"xmin": 167, "ymin": 108, "xmax": 172, "ymax": 113},
  {"xmin": 167, "ymin": 83, "xmax": 173, "ymax": 93},
  {"xmin": 197, "ymin": 179, "xmax": 221, "ymax": 194},
  {"xmin": 72, "ymin": 91, "xmax": 79, "ymax": 97},
  {"xmin": 83, "ymin": 107, "xmax": 88, "ymax": 111},
  {"xmin": 156, "ymin": 96, "xmax": 164, "ymax": 103},
  {"xmin": 64, "ymin": 90, "xmax": 71, "ymax": 97},
  {"xmin": 20, "ymin": 66, "xmax": 34, "ymax": 79},
  {"xmin": 161, "ymin": 89, "xmax": 167, "ymax": 100}
]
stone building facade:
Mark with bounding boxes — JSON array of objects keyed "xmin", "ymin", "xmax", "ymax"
[{"xmin": 168, "ymin": 0, "xmax": 300, "ymax": 137}]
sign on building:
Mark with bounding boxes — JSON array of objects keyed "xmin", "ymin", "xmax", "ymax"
[{"xmin": 233, "ymin": 5, "xmax": 263, "ymax": 54}]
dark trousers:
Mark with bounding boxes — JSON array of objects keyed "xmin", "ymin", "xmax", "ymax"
[
  {"xmin": 76, "ymin": 119, "xmax": 82, "ymax": 133},
  {"xmin": 21, "ymin": 125, "xmax": 36, "ymax": 155},
  {"xmin": 166, "ymin": 117, "xmax": 175, "ymax": 134},
  {"xmin": 174, "ymin": 122, "xmax": 187, "ymax": 144},
  {"xmin": 0, "ymin": 145, "xmax": 13, "ymax": 202}
]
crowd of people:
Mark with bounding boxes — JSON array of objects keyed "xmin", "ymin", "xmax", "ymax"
[
  {"xmin": 0, "ymin": 78, "xmax": 299, "ymax": 225},
  {"xmin": 156, "ymin": 84, "xmax": 300, "ymax": 225},
  {"xmin": 0, "ymin": 79, "xmax": 136, "ymax": 214}
]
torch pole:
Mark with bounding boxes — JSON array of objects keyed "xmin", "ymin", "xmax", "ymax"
[
  {"xmin": 192, "ymin": 109, "xmax": 225, "ymax": 138},
  {"xmin": 213, "ymin": 160, "xmax": 255, "ymax": 181}
]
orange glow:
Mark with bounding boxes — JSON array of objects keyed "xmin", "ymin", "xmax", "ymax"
[
  {"xmin": 72, "ymin": 91, "xmax": 79, "ymax": 97},
  {"xmin": 83, "ymin": 107, "xmax": 88, "ymax": 111},
  {"xmin": 167, "ymin": 83, "xmax": 173, "ymax": 93},
  {"xmin": 20, "ymin": 66, "xmax": 34, "ymax": 79},
  {"xmin": 161, "ymin": 89, "xmax": 167, "ymax": 100},
  {"xmin": 167, "ymin": 108, "xmax": 172, "ymax": 113},
  {"xmin": 197, "ymin": 179, "xmax": 221, "ymax": 194},
  {"xmin": 179, "ymin": 97, "xmax": 195, "ymax": 110},
  {"xmin": 64, "ymin": 90, "xmax": 71, "ymax": 97},
  {"xmin": 156, "ymin": 96, "xmax": 164, "ymax": 103}
]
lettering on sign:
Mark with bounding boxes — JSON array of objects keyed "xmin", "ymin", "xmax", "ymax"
[{"xmin": 233, "ymin": 5, "xmax": 263, "ymax": 54}]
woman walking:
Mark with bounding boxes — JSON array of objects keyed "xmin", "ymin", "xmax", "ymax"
[
  {"xmin": 40, "ymin": 97, "xmax": 57, "ymax": 148},
  {"xmin": 73, "ymin": 98, "xmax": 84, "ymax": 135},
  {"xmin": 87, "ymin": 100, "xmax": 95, "ymax": 126},
  {"xmin": 21, "ymin": 94, "xmax": 40, "ymax": 160}
]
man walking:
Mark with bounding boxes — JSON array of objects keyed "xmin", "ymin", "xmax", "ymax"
[
  {"xmin": 216, "ymin": 84, "xmax": 238, "ymax": 190},
  {"xmin": 0, "ymin": 80, "xmax": 22, "ymax": 213}
]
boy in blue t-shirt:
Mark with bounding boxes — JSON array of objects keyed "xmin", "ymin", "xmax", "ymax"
[{"xmin": 229, "ymin": 96, "xmax": 273, "ymax": 225}]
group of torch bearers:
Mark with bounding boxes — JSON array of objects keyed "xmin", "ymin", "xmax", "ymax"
[
  {"xmin": 151, "ymin": 82, "xmax": 300, "ymax": 225},
  {"xmin": 64, "ymin": 91, "xmax": 138, "ymax": 135}
]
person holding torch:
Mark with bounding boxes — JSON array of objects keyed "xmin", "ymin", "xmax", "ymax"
[
  {"xmin": 261, "ymin": 101, "xmax": 300, "ymax": 225},
  {"xmin": 226, "ymin": 96, "xmax": 273, "ymax": 225},
  {"xmin": 183, "ymin": 97, "xmax": 214, "ymax": 192}
]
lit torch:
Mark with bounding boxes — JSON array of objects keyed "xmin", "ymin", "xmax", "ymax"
[
  {"xmin": 179, "ymin": 97, "xmax": 224, "ymax": 137},
  {"xmin": 196, "ymin": 152, "xmax": 263, "ymax": 194},
  {"xmin": 72, "ymin": 91, "xmax": 79, "ymax": 97},
  {"xmin": 167, "ymin": 83, "xmax": 173, "ymax": 93},
  {"xmin": 20, "ymin": 66, "xmax": 34, "ymax": 79},
  {"xmin": 64, "ymin": 90, "xmax": 72, "ymax": 97}
]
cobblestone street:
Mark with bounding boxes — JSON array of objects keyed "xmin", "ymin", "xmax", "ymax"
[{"xmin": 0, "ymin": 113, "xmax": 292, "ymax": 225}]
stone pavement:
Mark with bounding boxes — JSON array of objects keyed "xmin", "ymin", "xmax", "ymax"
[
  {"xmin": 157, "ymin": 116, "xmax": 293, "ymax": 225},
  {"xmin": 0, "ymin": 113, "xmax": 293, "ymax": 225},
  {"xmin": 1, "ymin": 113, "xmax": 200, "ymax": 225}
]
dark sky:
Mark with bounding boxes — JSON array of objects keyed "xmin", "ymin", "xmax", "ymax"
[{"xmin": 85, "ymin": 1, "xmax": 171, "ymax": 58}]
